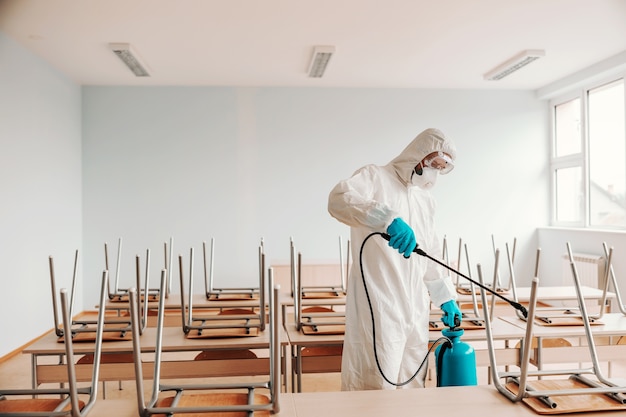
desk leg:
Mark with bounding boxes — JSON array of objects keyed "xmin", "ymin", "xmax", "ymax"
[
  {"xmin": 536, "ymin": 337, "xmax": 543, "ymax": 379},
  {"xmin": 31, "ymin": 354, "xmax": 37, "ymax": 392},
  {"xmin": 296, "ymin": 348, "xmax": 303, "ymax": 393},
  {"xmin": 290, "ymin": 345, "xmax": 296, "ymax": 393},
  {"xmin": 282, "ymin": 344, "xmax": 288, "ymax": 392}
]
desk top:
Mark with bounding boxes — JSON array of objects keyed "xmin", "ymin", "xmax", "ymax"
[
  {"xmin": 85, "ymin": 384, "xmax": 618, "ymax": 417},
  {"xmin": 23, "ymin": 326, "xmax": 288, "ymax": 356},
  {"xmin": 500, "ymin": 312, "xmax": 626, "ymax": 338},
  {"xmin": 283, "ymin": 316, "xmax": 526, "ymax": 347},
  {"xmin": 459, "ymin": 285, "xmax": 616, "ymax": 303},
  {"xmin": 432, "ymin": 317, "xmax": 527, "ymax": 341},
  {"xmin": 291, "ymin": 384, "xmax": 615, "ymax": 417}
]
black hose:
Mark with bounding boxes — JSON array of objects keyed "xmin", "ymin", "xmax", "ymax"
[
  {"xmin": 359, "ymin": 232, "xmax": 449, "ymax": 387},
  {"xmin": 360, "ymin": 231, "xmax": 529, "ymax": 386}
]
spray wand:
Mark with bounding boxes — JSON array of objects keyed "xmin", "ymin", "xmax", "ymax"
[{"xmin": 380, "ymin": 233, "xmax": 528, "ymax": 319}]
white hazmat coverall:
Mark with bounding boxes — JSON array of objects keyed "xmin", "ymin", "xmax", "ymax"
[{"xmin": 328, "ymin": 128, "xmax": 457, "ymax": 391}]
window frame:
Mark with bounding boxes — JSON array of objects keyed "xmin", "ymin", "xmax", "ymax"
[{"xmin": 550, "ymin": 72, "xmax": 626, "ymax": 229}]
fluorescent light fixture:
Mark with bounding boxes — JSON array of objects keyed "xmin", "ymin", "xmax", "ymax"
[
  {"xmin": 483, "ymin": 49, "xmax": 545, "ymax": 81},
  {"xmin": 109, "ymin": 43, "xmax": 150, "ymax": 77},
  {"xmin": 308, "ymin": 45, "xmax": 335, "ymax": 78}
]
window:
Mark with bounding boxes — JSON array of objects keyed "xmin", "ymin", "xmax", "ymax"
[
  {"xmin": 588, "ymin": 80, "xmax": 626, "ymax": 227},
  {"xmin": 551, "ymin": 77, "xmax": 626, "ymax": 228}
]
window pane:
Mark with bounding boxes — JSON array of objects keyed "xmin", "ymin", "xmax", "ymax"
[
  {"xmin": 555, "ymin": 166, "xmax": 583, "ymax": 222},
  {"xmin": 589, "ymin": 79, "xmax": 626, "ymax": 227},
  {"xmin": 554, "ymin": 98, "xmax": 581, "ymax": 157}
]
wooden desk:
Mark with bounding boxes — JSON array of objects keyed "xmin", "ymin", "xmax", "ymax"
[
  {"xmin": 428, "ymin": 317, "xmax": 528, "ymax": 376},
  {"xmin": 285, "ymin": 321, "xmax": 344, "ymax": 392},
  {"xmin": 459, "ymin": 285, "xmax": 615, "ymax": 304},
  {"xmin": 82, "ymin": 385, "xmax": 619, "ymax": 417},
  {"xmin": 499, "ymin": 313, "xmax": 626, "ymax": 370},
  {"xmin": 284, "ymin": 317, "xmax": 527, "ymax": 392},
  {"xmin": 23, "ymin": 326, "xmax": 289, "ymax": 388},
  {"xmin": 291, "ymin": 385, "xmax": 615, "ymax": 417}
]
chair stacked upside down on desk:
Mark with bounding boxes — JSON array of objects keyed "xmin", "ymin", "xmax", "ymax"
[
  {"xmin": 0, "ymin": 271, "xmax": 109, "ymax": 416},
  {"xmin": 481, "ymin": 242, "xmax": 626, "ymax": 415},
  {"xmin": 128, "ymin": 265, "xmax": 282, "ymax": 416}
]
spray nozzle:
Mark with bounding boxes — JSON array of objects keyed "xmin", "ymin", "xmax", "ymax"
[{"xmin": 511, "ymin": 301, "xmax": 528, "ymax": 318}]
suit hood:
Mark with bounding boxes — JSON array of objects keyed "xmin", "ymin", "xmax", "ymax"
[{"xmin": 389, "ymin": 128, "xmax": 456, "ymax": 185}]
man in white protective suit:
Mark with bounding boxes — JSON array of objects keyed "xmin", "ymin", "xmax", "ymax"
[{"xmin": 328, "ymin": 128, "xmax": 462, "ymax": 391}]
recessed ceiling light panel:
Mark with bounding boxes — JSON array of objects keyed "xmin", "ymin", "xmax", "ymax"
[
  {"xmin": 110, "ymin": 43, "xmax": 150, "ymax": 77},
  {"xmin": 484, "ymin": 49, "xmax": 545, "ymax": 81},
  {"xmin": 308, "ymin": 45, "xmax": 335, "ymax": 78}
]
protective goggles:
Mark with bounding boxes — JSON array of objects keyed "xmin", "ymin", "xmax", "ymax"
[{"xmin": 421, "ymin": 151, "xmax": 454, "ymax": 174}]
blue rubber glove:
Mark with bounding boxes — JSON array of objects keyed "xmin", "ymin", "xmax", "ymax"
[
  {"xmin": 386, "ymin": 217, "xmax": 416, "ymax": 258},
  {"xmin": 441, "ymin": 300, "xmax": 462, "ymax": 328}
]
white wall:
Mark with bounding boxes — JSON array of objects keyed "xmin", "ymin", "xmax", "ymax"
[
  {"xmin": 538, "ymin": 227, "xmax": 626, "ymax": 290},
  {"xmin": 81, "ymin": 86, "xmax": 549, "ymax": 306},
  {"xmin": 0, "ymin": 32, "xmax": 82, "ymax": 357}
]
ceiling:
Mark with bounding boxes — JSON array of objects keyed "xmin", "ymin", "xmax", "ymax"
[{"xmin": 1, "ymin": 0, "xmax": 626, "ymax": 90}]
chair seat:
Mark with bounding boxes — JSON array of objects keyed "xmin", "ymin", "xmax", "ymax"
[
  {"xmin": 219, "ymin": 308, "xmax": 257, "ymax": 315},
  {"xmin": 156, "ymin": 392, "xmax": 270, "ymax": 417},
  {"xmin": 194, "ymin": 349, "xmax": 258, "ymax": 360},
  {"xmin": 302, "ymin": 306, "xmax": 335, "ymax": 313},
  {"xmin": 0, "ymin": 398, "xmax": 84, "ymax": 413}
]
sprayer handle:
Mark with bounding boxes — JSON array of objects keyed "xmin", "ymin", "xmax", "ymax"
[{"xmin": 380, "ymin": 233, "xmax": 425, "ymax": 257}]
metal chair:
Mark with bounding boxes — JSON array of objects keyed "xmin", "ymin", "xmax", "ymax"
[
  {"xmin": 203, "ymin": 237, "xmax": 262, "ymax": 300},
  {"xmin": 292, "ymin": 250, "xmax": 346, "ymax": 334},
  {"xmin": 481, "ymin": 245, "xmax": 626, "ymax": 414},
  {"xmin": 52, "ymin": 250, "xmax": 149, "ymax": 398},
  {"xmin": 179, "ymin": 243, "xmax": 266, "ymax": 336},
  {"xmin": 49, "ymin": 250, "xmax": 134, "ymax": 341},
  {"xmin": 289, "ymin": 237, "xmax": 348, "ymax": 299},
  {"xmin": 129, "ymin": 268, "xmax": 281, "ymax": 416},
  {"xmin": 104, "ymin": 237, "xmax": 161, "ymax": 302},
  {"xmin": 0, "ymin": 272, "xmax": 108, "ymax": 416}
]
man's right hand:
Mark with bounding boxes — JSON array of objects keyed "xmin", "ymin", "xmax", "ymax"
[{"xmin": 386, "ymin": 218, "xmax": 416, "ymax": 258}]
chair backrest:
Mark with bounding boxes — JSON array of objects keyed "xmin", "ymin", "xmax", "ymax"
[
  {"xmin": 601, "ymin": 242, "xmax": 626, "ymax": 315},
  {"xmin": 49, "ymin": 250, "xmax": 80, "ymax": 337}
]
